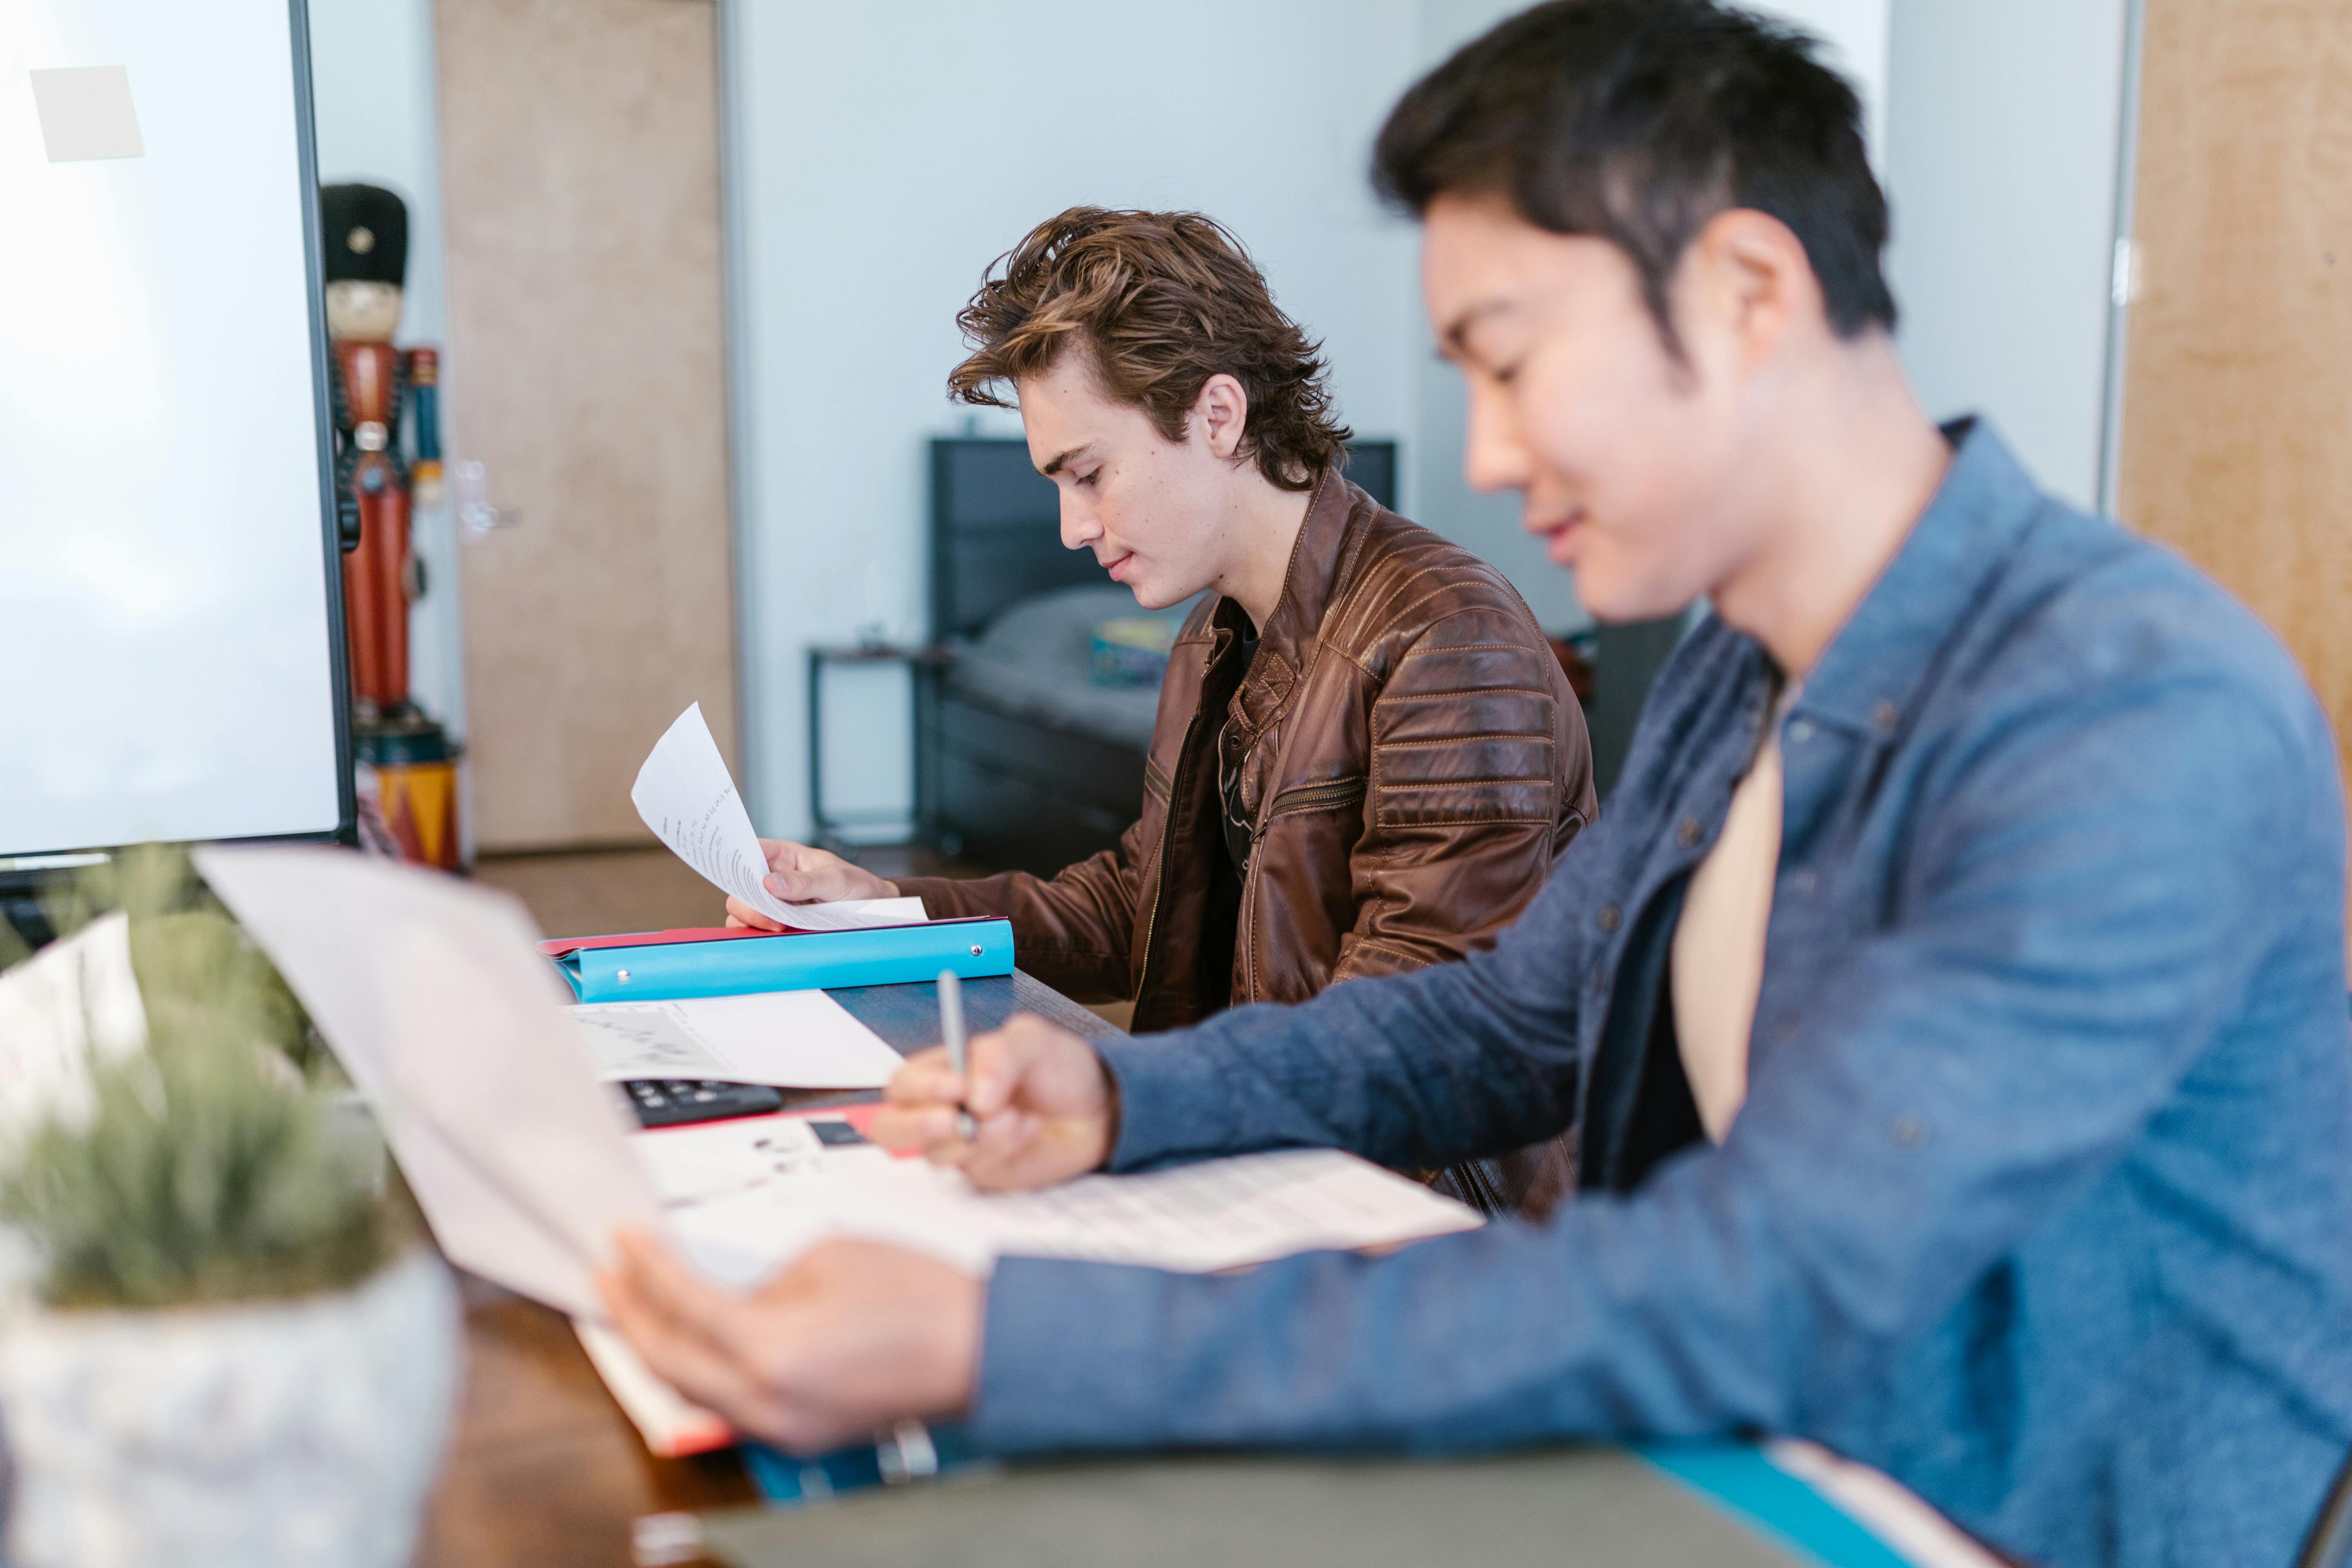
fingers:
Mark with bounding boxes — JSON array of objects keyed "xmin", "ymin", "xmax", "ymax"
[
  {"xmin": 599, "ymin": 1231, "xmax": 771, "ymax": 1431},
  {"xmin": 868, "ymin": 1101, "xmax": 964, "ymax": 1157},
  {"xmin": 885, "ymin": 1048, "xmax": 959, "ymax": 1102},
  {"xmin": 760, "ymin": 840, "xmax": 897, "ymax": 904},
  {"xmin": 725, "ymin": 896, "xmax": 788, "ymax": 933},
  {"xmin": 600, "ymin": 1264, "xmax": 740, "ymax": 1413},
  {"xmin": 611, "ymin": 1228, "xmax": 736, "ymax": 1345},
  {"xmin": 963, "ymin": 1024, "xmax": 1034, "ymax": 1117},
  {"xmin": 762, "ymin": 867, "xmax": 823, "ymax": 904},
  {"xmin": 601, "ymin": 1230, "xmax": 978, "ymax": 1457},
  {"xmin": 956, "ymin": 1110, "xmax": 1048, "ymax": 1188}
]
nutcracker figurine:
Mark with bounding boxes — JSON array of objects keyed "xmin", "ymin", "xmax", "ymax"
[{"xmin": 321, "ymin": 182, "xmax": 461, "ymax": 869}]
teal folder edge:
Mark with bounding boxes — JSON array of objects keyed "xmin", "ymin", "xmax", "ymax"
[
  {"xmin": 742, "ymin": 1426, "xmax": 990, "ymax": 1503},
  {"xmin": 743, "ymin": 1433, "xmax": 1921, "ymax": 1567},
  {"xmin": 554, "ymin": 919, "xmax": 1015, "ymax": 1003},
  {"xmin": 1634, "ymin": 1441, "xmax": 1916, "ymax": 1568}
]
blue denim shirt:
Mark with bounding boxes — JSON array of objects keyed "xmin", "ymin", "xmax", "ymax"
[{"xmin": 970, "ymin": 424, "xmax": 2352, "ymax": 1568}]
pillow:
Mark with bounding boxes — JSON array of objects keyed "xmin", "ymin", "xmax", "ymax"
[{"xmin": 1090, "ymin": 617, "xmax": 1181, "ymax": 688}]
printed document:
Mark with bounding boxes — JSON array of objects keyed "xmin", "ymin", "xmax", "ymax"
[
  {"xmin": 631, "ymin": 703, "xmax": 927, "ymax": 932},
  {"xmin": 663, "ymin": 1145, "xmax": 1485, "ymax": 1280},
  {"xmin": 569, "ymin": 990, "xmax": 905, "ymax": 1089}
]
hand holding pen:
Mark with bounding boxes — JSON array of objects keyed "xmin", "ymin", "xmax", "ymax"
[{"xmin": 871, "ymin": 998, "xmax": 1121, "ymax": 1192}]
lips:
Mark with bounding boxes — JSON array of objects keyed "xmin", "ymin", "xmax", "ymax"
[
  {"xmin": 1533, "ymin": 508, "xmax": 1586, "ymax": 564},
  {"xmin": 1102, "ymin": 552, "xmax": 1136, "ymax": 581}
]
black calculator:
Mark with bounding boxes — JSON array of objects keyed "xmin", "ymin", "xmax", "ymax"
[{"xmin": 622, "ymin": 1079, "xmax": 787, "ymax": 1129}]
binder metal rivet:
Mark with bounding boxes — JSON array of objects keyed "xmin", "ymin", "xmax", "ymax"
[
  {"xmin": 616, "ymin": 968, "xmax": 631, "ymax": 983},
  {"xmin": 969, "ymin": 945, "xmax": 982, "ymax": 957}
]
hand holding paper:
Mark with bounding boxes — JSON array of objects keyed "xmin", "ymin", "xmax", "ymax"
[{"xmin": 631, "ymin": 703, "xmax": 924, "ymax": 932}]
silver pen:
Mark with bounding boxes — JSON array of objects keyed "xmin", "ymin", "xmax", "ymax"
[{"xmin": 937, "ymin": 968, "xmax": 976, "ymax": 1142}]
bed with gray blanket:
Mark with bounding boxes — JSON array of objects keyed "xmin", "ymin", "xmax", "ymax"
[{"xmin": 923, "ymin": 436, "xmax": 1395, "ymax": 877}]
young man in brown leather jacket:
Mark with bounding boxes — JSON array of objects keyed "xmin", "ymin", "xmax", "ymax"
[{"xmin": 732, "ymin": 207, "xmax": 1596, "ymax": 1205}]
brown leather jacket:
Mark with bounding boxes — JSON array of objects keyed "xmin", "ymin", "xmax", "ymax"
[{"xmin": 902, "ymin": 474, "xmax": 1598, "ymax": 1042}]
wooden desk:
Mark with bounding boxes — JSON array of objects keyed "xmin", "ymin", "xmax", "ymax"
[{"xmin": 414, "ymin": 970, "xmax": 1123, "ymax": 1568}]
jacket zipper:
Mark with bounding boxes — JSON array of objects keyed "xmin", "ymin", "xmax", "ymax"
[
  {"xmin": 1238, "ymin": 777, "xmax": 1369, "ymax": 1001},
  {"xmin": 1131, "ymin": 712, "xmax": 1199, "ymax": 1014},
  {"xmin": 1264, "ymin": 777, "xmax": 1367, "ymax": 817}
]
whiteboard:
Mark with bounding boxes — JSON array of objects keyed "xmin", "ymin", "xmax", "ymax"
[{"xmin": 0, "ymin": 0, "xmax": 348, "ymax": 858}]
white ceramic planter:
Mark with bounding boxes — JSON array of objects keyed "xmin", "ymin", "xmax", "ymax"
[{"xmin": 0, "ymin": 1248, "xmax": 462, "ymax": 1568}]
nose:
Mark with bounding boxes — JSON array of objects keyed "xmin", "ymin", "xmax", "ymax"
[
  {"xmin": 1461, "ymin": 378, "xmax": 1533, "ymax": 497},
  {"xmin": 1059, "ymin": 487, "xmax": 1102, "ymax": 553}
]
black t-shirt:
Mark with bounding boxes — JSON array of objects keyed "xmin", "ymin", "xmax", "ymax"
[
  {"xmin": 1217, "ymin": 616, "xmax": 1261, "ymax": 881},
  {"xmin": 1194, "ymin": 609, "xmax": 1260, "ymax": 1008}
]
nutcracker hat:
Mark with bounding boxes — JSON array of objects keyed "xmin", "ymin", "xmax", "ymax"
[{"xmin": 320, "ymin": 183, "xmax": 408, "ymax": 287}]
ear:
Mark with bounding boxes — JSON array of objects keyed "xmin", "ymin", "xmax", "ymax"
[
  {"xmin": 1192, "ymin": 373, "xmax": 1251, "ymax": 461},
  {"xmin": 1680, "ymin": 208, "xmax": 1821, "ymax": 374}
]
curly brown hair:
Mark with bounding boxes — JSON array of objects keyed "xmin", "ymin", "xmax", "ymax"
[{"xmin": 948, "ymin": 207, "xmax": 1350, "ymax": 492}]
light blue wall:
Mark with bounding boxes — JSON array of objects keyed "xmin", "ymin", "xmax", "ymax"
[
  {"xmin": 723, "ymin": 1, "xmax": 1430, "ymax": 839},
  {"xmin": 1882, "ymin": 0, "xmax": 2130, "ymax": 511},
  {"xmin": 305, "ymin": 0, "xmax": 466, "ymax": 744}
]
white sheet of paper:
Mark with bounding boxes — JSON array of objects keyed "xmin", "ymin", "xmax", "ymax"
[
  {"xmin": 633, "ymin": 1115, "xmax": 888, "ymax": 1208},
  {"xmin": 570, "ymin": 1005, "xmax": 728, "ymax": 1080},
  {"xmin": 195, "ymin": 846, "xmax": 664, "ymax": 1321},
  {"xmin": 0, "ymin": 911, "xmax": 149, "ymax": 1144},
  {"xmin": 568, "ymin": 990, "xmax": 904, "ymax": 1089},
  {"xmin": 629, "ymin": 702, "xmax": 927, "ymax": 932},
  {"xmin": 664, "ymin": 1146, "xmax": 1483, "ymax": 1281}
]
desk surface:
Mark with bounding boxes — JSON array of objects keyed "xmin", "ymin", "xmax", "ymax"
[{"xmin": 415, "ymin": 969, "xmax": 1120, "ymax": 1568}]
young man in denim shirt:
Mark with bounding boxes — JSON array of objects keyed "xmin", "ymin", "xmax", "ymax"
[{"xmin": 602, "ymin": 5, "xmax": 2352, "ymax": 1562}]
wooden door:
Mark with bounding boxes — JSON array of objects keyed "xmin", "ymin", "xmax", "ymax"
[
  {"xmin": 435, "ymin": 0, "xmax": 737, "ymax": 851},
  {"xmin": 2116, "ymin": 2, "xmax": 2352, "ymax": 861}
]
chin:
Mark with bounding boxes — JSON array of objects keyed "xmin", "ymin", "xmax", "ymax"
[
  {"xmin": 1575, "ymin": 565, "xmax": 1693, "ymax": 627},
  {"xmin": 1127, "ymin": 579, "xmax": 1182, "ymax": 611}
]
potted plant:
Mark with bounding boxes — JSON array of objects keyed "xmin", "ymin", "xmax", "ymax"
[{"xmin": 0, "ymin": 847, "xmax": 461, "ymax": 1568}]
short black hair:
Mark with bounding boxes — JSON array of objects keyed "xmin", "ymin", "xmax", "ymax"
[{"xmin": 1373, "ymin": 0, "xmax": 1895, "ymax": 345}]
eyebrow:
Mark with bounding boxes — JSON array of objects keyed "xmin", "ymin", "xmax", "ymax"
[
  {"xmin": 1440, "ymin": 299, "xmax": 1514, "ymax": 358},
  {"xmin": 1040, "ymin": 444, "xmax": 1092, "ymax": 478}
]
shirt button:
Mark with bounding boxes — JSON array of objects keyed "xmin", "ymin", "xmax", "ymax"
[
  {"xmin": 1889, "ymin": 1113, "xmax": 1929, "ymax": 1149},
  {"xmin": 1788, "ymin": 869, "xmax": 1818, "ymax": 893},
  {"xmin": 1788, "ymin": 719, "xmax": 1815, "ymax": 744},
  {"xmin": 1775, "ymin": 1016, "xmax": 1798, "ymax": 1042},
  {"xmin": 1675, "ymin": 817, "xmax": 1703, "ymax": 848},
  {"xmin": 1873, "ymin": 700, "xmax": 1899, "ymax": 733},
  {"xmin": 1596, "ymin": 904, "xmax": 1622, "ymax": 932}
]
